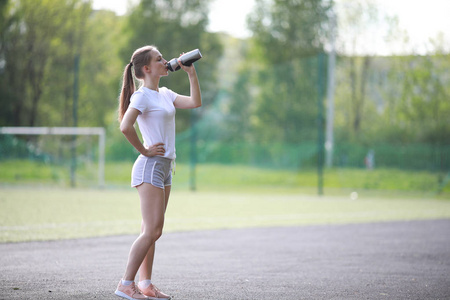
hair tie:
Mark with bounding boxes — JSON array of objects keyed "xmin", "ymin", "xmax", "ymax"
[{"xmin": 129, "ymin": 62, "xmax": 133, "ymax": 67}]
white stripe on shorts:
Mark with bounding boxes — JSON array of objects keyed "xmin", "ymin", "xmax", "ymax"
[
  {"xmin": 150, "ymin": 161, "xmax": 157, "ymax": 187},
  {"xmin": 140, "ymin": 157, "xmax": 149, "ymax": 187}
]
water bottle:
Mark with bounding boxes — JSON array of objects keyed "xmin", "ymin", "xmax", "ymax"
[{"xmin": 166, "ymin": 49, "xmax": 202, "ymax": 72}]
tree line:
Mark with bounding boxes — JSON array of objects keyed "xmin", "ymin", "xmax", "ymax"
[{"xmin": 0, "ymin": 0, "xmax": 448, "ymax": 166}]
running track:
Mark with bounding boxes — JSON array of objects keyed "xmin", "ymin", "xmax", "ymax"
[{"xmin": 1, "ymin": 219, "xmax": 449, "ymax": 299}]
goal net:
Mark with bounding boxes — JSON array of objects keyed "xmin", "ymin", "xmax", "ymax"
[{"xmin": 0, "ymin": 127, "xmax": 105, "ymax": 187}]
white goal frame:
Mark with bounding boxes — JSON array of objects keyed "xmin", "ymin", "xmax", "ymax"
[{"xmin": 0, "ymin": 127, "xmax": 105, "ymax": 187}]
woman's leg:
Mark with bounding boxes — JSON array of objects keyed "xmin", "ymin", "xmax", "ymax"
[
  {"xmin": 139, "ymin": 185, "xmax": 171, "ymax": 281},
  {"xmin": 122, "ymin": 183, "xmax": 166, "ymax": 281}
]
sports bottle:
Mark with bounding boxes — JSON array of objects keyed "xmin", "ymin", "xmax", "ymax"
[{"xmin": 166, "ymin": 49, "xmax": 202, "ymax": 72}]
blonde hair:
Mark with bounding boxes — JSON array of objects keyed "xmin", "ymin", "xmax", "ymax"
[{"xmin": 118, "ymin": 45, "xmax": 157, "ymax": 121}]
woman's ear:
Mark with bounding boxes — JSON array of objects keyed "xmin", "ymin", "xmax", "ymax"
[{"xmin": 143, "ymin": 65, "xmax": 151, "ymax": 73}]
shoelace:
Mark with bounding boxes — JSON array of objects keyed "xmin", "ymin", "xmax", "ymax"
[
  {"xmin": 131, "ymin": 283, "xmax": 143, "ymax": 295},
  {"xmin": 150, "ymin": 285, "xmax": 162, "ymax": 296}
]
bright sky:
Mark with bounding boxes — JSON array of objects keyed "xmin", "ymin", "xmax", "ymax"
[
  {"xmin": 91, "ymin": 0, "xmax": 254, "ymax": 37},
  {"xmin": 92, "ymin": 0, "xmax": 450, "ymax": 54}
]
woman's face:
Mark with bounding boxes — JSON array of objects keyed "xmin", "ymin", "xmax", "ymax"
[{"xmin": 149, "ymin": 50, "xmax": 168, "ymax": 77}]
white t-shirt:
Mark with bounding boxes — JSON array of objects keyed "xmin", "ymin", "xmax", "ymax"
[{"xmin": 129, "ymin": 86, "xmax": 178, "ymax": 159}]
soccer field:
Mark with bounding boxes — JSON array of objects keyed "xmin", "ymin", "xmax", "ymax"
[{"xmin": 1, "ymin": 187, "xmax": 450, "ymax": 243}]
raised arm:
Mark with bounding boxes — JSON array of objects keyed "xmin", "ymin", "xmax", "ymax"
[{"xmin": 173, "ymin": 61, "xmax": 202, "ymax": 109}]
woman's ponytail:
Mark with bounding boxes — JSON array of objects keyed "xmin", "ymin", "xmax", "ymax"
[
  {"xmin": 118, "ymin": 46, "xmax": 156, "ymax": 122},
  {"xmin": 118, "ymin": 62, "xmax": 135, "ymax": 122}
]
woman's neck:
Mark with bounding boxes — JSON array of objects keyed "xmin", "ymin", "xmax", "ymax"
[{"xmin": 143, "ymin": 77, "xmax": 160, "ymax": 92}]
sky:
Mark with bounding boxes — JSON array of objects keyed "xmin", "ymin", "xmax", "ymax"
[{"xmin": 92, "ymin": 0, "xmax": 450, "ymax": 55}]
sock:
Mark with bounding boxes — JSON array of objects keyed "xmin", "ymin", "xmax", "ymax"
[
  {"xmin": 121, "ymin": 280, "xmax": 134, "ymax": 286},
  {"xmin": 139, "ymin": 279, "xmax": 152, "ymax": 289}
]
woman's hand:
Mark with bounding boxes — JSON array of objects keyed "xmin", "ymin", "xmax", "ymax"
[
  {"xmin": 173, "ymin": 54, "xmax": 202, "ymax": 109},
  {"xmin": 143, "ymin": 142, "xmax": 165, "ymax": 157},
  {"xmin": 178, "ymin": 55, "xmax": 196, "ymax": 76}
]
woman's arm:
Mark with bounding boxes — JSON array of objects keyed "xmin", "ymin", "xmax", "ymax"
[
  {"xmin": 173, "ymin": 62, "xmax": 202, "ymax": 109},
  {"xmin": 120, "ymin": 108, "xmax": 165, "ymax": 157}
]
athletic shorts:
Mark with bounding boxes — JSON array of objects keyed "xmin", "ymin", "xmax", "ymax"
[{"xmin": 131, "ymin": 155, "xmax": 173, "ymax": 189}]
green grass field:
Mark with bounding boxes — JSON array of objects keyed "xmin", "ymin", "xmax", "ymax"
[
  {"xmin": 1, "ymin": 187, "xmax": 450, "ymax": 243},
  {"xmin": 1, "ymin": 160, "xmax": 449, "ymax": 243},
  {"xmin": 0, "ymin": 160, "xmax": 449, "ymax": 194}
]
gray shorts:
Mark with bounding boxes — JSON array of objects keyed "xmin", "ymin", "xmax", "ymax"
[{"xmin": 131, "ymin": 155, "xmax": 173, "ymax": 189}]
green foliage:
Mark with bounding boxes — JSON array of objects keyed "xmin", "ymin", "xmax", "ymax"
[
  {"xmin": 390, "ymin": 55, "xmax": 450, "ymax": 144},
  {"xmin": 248, "ymin": 0, "xmax": 332, "ymax": 61},
  {"xmin": 333, "ymin": 54, "xmax": 450, "ymax": 146},
  {"xmin": 76, "ymin": 10, "xmax": 125, "ymax": 127},
  {"xmin": 250, "ymin": 57, "xmax": 322, "ymax": 143},
  {"xmin": 225, "ymin": 0, "xmax": 332, "ymax": 145},
  {"xmin": 0, "ymin": 0, "xmax": 122, "ymax": 127}
]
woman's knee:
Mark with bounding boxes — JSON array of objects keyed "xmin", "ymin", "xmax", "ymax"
[
  {"xmin": 153, "ymin": 227, "xmax": 163, "ymax": 241},
  {"xmin": 141, "ymin": 226, "xmax": 163, "ymax": 243}
]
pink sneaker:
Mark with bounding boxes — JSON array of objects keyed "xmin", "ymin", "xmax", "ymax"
[
  {"xmin": 140, "ymin": 284, "xmax": 171, "ymax": 300},
  {"xmin": 115, "ymin": 281, "xmax": 148, "ymax": 300}
]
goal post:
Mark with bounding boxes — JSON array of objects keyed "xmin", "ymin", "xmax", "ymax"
[{"xmin": 0, "ymin": 127, "xmax": 105, "ymax": 187}]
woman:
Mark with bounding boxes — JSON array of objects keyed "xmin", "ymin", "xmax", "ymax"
[{"xmin": 115, "ymin": 45, "xmax": 201, "ymax": 300}]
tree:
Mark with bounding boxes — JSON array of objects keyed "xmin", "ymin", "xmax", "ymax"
[
  {"xmin": 385, "ymin": 54, "xmax": 450, "ymax": 145},
  {"xmin": 0, "ymin": 0, "xmax": 124, "ymax": 128},
  {"xmin": 334, "ymin": 0, "xmax": 379, "ymax": 137},
  {"xmin": 0, "ymin": 0, "xmax": 90, "ymax": 126},
  {"xmin": 245, "ymin": 0, "xmax": 332, "ymax": 144},
  {"xmin": 221, "ymin": 35, "xmax": 253, "ymax": 143},
  {"xmin": 71, "ymin": 9, "xmax": 123, "ymax": 128},
  {"xmin": 248, "ymin": 0, "xmax": 332, "ymax": 62},
  {"xmin": 38, "ymin": 0, "xmax": 91, "ymax": 127}
]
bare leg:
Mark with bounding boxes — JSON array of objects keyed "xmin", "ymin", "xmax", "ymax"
[
  {"xmin": 139, "ymin": 185, "xmax": 171, "ymax": 281},
  {"xmin": 122, "ymin": 183, "xmax": 166, "ymax": 281}
]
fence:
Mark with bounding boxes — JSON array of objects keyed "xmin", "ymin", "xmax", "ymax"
[{"xmin": 1, "ymin": 53, "xmax": 449, "ymax": 194}]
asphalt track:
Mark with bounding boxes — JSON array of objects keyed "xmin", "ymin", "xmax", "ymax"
[{"xmin": 1, "ymin": 219, "xmax": 449, "ymax": 300}]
